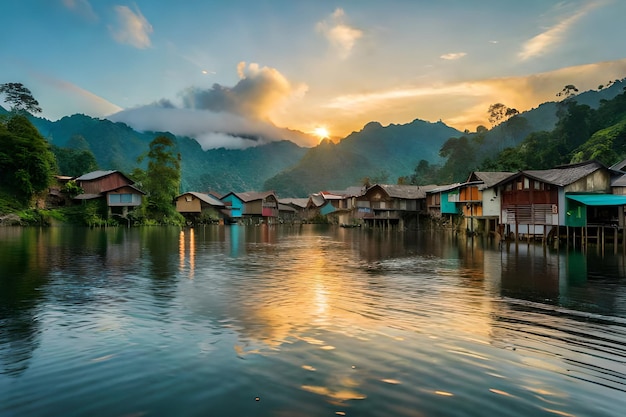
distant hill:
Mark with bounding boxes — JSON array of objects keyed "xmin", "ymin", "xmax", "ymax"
[
  {"xmin": 24, "ymin": 113, "xmax": 307, "ymax": 193},
  {"xmin": 265, "ymin": 119, "xmax": 463, "ymax": 196},
  {"xmin": 3, "ymin": 78, "xmax": 624, "ymax": 197}
]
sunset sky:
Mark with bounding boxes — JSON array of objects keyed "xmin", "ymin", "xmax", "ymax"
[{"xmin": 3, "ymin": 0, "xmax": 626, "ymax": 148}]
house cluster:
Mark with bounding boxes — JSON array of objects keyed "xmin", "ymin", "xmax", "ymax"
[{"xmin": 61, "ymin": 160, "xmax": 626, "ymax": 245}]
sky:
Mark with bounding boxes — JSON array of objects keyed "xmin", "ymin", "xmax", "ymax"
[{"xmin": 3, "ymin": 0, "xmax": 626, "ymax": 149}]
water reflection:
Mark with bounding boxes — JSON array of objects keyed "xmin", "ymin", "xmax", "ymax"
[{"xmin": 1, "ymin": 226, "xmax": 626, "ymax": 417}]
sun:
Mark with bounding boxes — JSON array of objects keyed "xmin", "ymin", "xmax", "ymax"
[{"xmin": 313, "ymin": 127, "xmax": 330, "ymax": 140}]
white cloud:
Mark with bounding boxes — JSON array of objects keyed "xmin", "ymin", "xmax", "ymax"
[
  {"xmin": 518, "ymin": 2, "xmax": 603, "ymax": 61},
  {"xmin": 316, "ymin": 8, "xmax": 363, "ymax": 59},
  {"xmin": 109, "ymin": 5, "xmax": 153, "ymax": 49},
  {"xmin": 107, "ymin": 63, "xmax": 314, "ymax": 149},
  {"xmin": 108, "ymin": 106, "xmax": 313, "ymax": 150},
  {"xmin": 440, "ymin": 52, "xmax": 467, "ymax": 61}
]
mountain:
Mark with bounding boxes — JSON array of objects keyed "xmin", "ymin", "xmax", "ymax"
[
  {"xmin": 25, "ymin": 113, "xmax": 307, "ymax": 194},
  {"xmin": 265, "ymin": 119, "xmax": 464, "ymax": 196},
  {"xmin": 4, "ymin": 79, "xmax": 624, "ymax": 197}
]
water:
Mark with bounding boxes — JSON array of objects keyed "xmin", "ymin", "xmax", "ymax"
[{"xmin": 1, "ymin": 225, "xmax": 626, "ymax": 417}]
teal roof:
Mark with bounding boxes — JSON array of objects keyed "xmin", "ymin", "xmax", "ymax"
[{"xmin": 566, "ymin": 194, "xmax": 626, "ymax": 206}]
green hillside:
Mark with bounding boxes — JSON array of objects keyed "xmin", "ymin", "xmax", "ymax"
[{"xmin": 26, "ymin": 114, "xmax": 308, "ymax": 194}]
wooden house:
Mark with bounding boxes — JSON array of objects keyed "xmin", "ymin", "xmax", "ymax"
[
  {"xmin": 305, "ymin": 194, "xmax": 325, "ymax": 221},
  {"xmin": 278, "ymin": 203, "xmax": 298, "ymax": 223},
  {"xmin": 175, "ymin": 191, "xmax": 227, "ymax": 224},
  {"xmin": 313, "ymin": 188, "xmax": 362, "ymax": 225},
  {"xmin": 278, "ymin": 198, "xmax": 309, "ymax": 222},
  {"xmin": 356, "ymin": 184, "xmax": 434, "ymax": 229},
  {"xmin": 426, "ymin": 183, "xmax": 462, "ymax": 220},
  {"xmin": 220, "ymin": 191, "xmax": 279, "ymax": 224},
  {"xmin": 74, "ymin": 170, "xmax": 144, "ymax": 218},
  {"xmin": 460, "ymin": 171, "xmax": 513, "ymax": 236},
  {"xmin": 494, "ymin": 161, "xmax": 625, "ymax": 242}
]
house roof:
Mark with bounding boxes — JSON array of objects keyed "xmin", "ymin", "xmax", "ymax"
[
  {"xmin": 178, "ymin": 191, "xmax": 225, "ymax": 207},
  {"xmin": 279, "ymin": 198, "xmax": 309, "ymax": 208},
  {"xmin": 278, "ymin": 203, "xmax": 296, "ymax": 212},
  {"xmin": 368, "ymin": 184, "xmax": 437, "ymax": 199},
  {"xmin": 75, "ymin": 170, "xmax": 118, "ymax": 181},
  {"xmin": 319, "ymin": 192, "xmax": 344, "ymax": 200},
  {"xmin": 612, "ymin": 173, "xmax": 626, "ymax": 187},
  {"xmin": 494, "ymin": 161, "xmax": 606, "ymax": 188},
  {"xmin": 467, "ymin": 172, "xmax": 514, "ymax": 189},
  {"xmin": 222, "ymin": 191, "xmax": 277, "ymax": 202},
  {"xmin": 309, "ymin": 194, "xmax": 326, "ymax": 207},
  {"xmin": 108, "ymin": 184, "xmax": 146, "ymax": 195},
  {"xmin": 610, "ymin": 158, "xmax": 626, "ymax": 172},
  {"xmin": 426, "ymin": 183, "xmax": 463, "ymax": 194},
  {"xmin": 73, "ymin": 193, "xmax": 102, "ymax": 200},
  {"xmin": 325, "ymin": 186, "xmax": 364, "ymax": 197}
]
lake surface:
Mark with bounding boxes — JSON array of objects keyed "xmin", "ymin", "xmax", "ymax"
[{"xmin": 1, "ymin": 225, "xmax": 626, "ymax": 417}]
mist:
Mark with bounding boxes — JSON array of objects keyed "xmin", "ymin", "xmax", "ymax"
[{"xmin": 108, "ymin": 62, "xmax": 315, "ymax": 150}]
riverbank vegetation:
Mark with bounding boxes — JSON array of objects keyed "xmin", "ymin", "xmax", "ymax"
[{"xmin": 0, "ymin": 83, "xmax": 184, "ymax": 226}]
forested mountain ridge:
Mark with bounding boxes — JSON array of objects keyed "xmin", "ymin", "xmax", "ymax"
[
  {"xmin": 264, "ymin": 119, "xmax": 464, "ymax": 196},
  {"xmin": 265, "ymin": 80, "xmax": 626, "ymax": 194},
  {"xmin": 2, "ymin": 79, "xmax": 625, "ymax": 197},
  {"xmin": 22, "ymin": 113, "xmax": 308, "ymax": 194}
]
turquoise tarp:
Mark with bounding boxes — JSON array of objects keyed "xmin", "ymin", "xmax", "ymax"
[{"xmin": 566, "ymin": 194, "xmax": 626, "ymax": 206}]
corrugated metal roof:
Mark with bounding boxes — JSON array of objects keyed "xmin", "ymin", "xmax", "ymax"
[
  {"xmin": 325, "ymin": 186, "xmax": 364, "ymax": 197},
  {"xmin": 427, "ymin": 183, "xmax": 463, "ymax": 193},
  {"xmin": 75, "ymin": 170, "xmax": 117, "ymax": 181},
  {"xmin": 234, "ymin": 191, "xmax": 277, "ymax": 202},
  {"xmin": 179, "ymin": 192, "xmax": 225, "ymax": 206},
  {"xmin": 469, "ymin": 172, "xmax": 514, "ymax": 188},
  {"xmin": 309, "ymin": 194, "xmax": 325, "ymax": 207},
  {"xmin": 73, "ymin": 193, "xmax": 102, "ymax": 200},
  {"xmin": 612, "ymin": 174, "xmax": 626, "ymax": 187},
  {"xmin": 524, "ymin": 161, "xmax": 604, "ymax": 186},
  {"xmin": 372, "ymin": 184, "xmax": 437, "ymax": 199},
  {"xmin": 279, "ymin": 198, "xmax": 309, "ymax": 208}
]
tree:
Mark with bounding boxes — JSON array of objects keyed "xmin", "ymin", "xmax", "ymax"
[
  {"xmin": 0, "ymin": 83, "xmax": 42, "ymax": 114},
  {"xmin": 556, "ymin": 84, "xmax": 579, "ymax": 100},
  {"xmin": 439, "ymin": 136, "xmax": 476, "ymax": 182},
  {"xmin": 488, "ymin": 103, "xmax": 519, "ymax": 126},
  {"xmin": 52, "ymin": 145, "xmax": 98, "ymax": 177},
  {"xmin": 0, "ymin": 115, "xmax": 57, "ymax": 203},
  {"xmin": 135, "ymin": 135, "xmax": 182, "ymax": 222},
  {"xmin": 406, "ymin": 159, "xmax": 440, "ymax": 185}
]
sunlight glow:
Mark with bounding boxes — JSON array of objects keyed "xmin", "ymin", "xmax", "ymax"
[{"xmin": 313, "ymin": 127, "xmax": 330, "ymax": 140}]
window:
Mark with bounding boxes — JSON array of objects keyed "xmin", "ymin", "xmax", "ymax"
[
  {"xmin": 185, "ymin": 195, "xmax": 193, "ymax": 202},
  {"xmin": 523, "ymin": 178, "xmax": 530, "ymax": 189},
  {"xmin": 109, "ymin": 193, "xmax": 133, "ymax": 204}
]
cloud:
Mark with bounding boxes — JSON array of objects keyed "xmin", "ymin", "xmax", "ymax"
[
  {"xmin": 109, "ymin": 5, "xmax": 153, "ymax": 49},
  {"xmin": 25, "ymin": 71, "xmax": 122, "ymax": 121},
  {"xmin": 181, "ymin": 62, "xmax": 305, "ymax": 121},
  {"xmin": 440, "ymin": 52, "xmax": 467, "ymax": 61},
  {"xmin": 107, "ymin": 63, "xmax": 315, "ymax": 149},
  {"xmin": 316, "ymin": 8, "xmax": 363, "ymax": 59},
  {"xmin": 518, "ymin": 2, "xmax": 603, "ymax": 61},
  {"xmin": 62, "ymin": 0, "xmax": 98, "ymax": 21},
  {"xmin": 320, "ymin": 58, "xmax": 626, "ymax": 134},
  {"xmin": 109, "ymin": 106, "xmax": 314, "ymax": 150}
]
